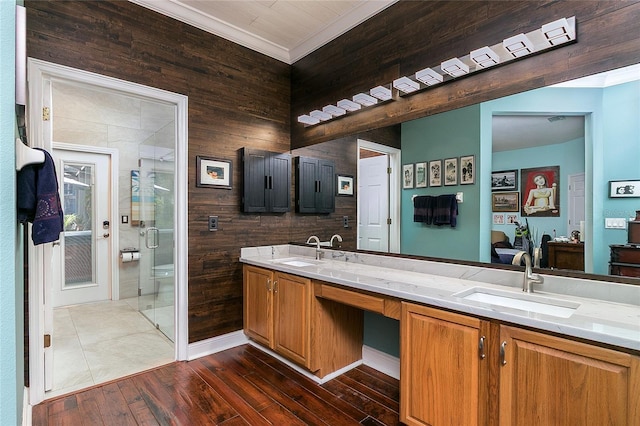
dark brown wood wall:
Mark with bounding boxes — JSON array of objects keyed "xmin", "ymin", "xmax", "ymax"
[
  {"xmin": 25, "ymin": 0, "xmax": 357, "ymax": 343},
  {"xmin": 291, "ymin": 1, "xmax": 640, "ymax": 148}
]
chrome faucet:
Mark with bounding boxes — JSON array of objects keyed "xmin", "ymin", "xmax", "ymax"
[
  {"xmin": 306, "ymin": 235, "xmax": 322, "ymax": 260},
  {"xmin": 330, "ymin": 234, "xmax": 343, "ymax": 248},
  {"xmin": 522, "ymin": 252, "xmax": 544, "ymax": 292}
]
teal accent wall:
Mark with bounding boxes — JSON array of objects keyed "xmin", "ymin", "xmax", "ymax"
[
  {"xmin": 1, "ymin": 1, "xmax": 23, "ymax": 424},
  {"xmin": 492, "ymin": 137, "xmax": 585, "ymax": 241},
  {"xmin": 362, "ymin": 312, "xmax": 399, "ymax": 357},
  {"xmin": 400, "ymin": 104, "xmax": 482, "ymax": 260}
]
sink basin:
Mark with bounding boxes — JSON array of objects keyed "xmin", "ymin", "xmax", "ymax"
[
  {"xmin": 272, "ymin": 257, "xmax": 323, "ymax": 267},
  {"xmin": 453, "ymin": 287, "xmax": 580, "ymax": 318}
]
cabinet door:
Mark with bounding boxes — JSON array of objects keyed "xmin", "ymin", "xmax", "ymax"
[
  {"xmin": 242, "ymin": 149, "xmax": 269, "ymax": 213},
  {"xmin": 295, "ymin": 157, "xmax": 319, "ymax": 213},
  {"xmin": 243, "ymin": 265, "xmax": 273, "ymax": 348},
  {"xmin": 499, "ymin": 325, "xmax": 640, "ymax": 426},
  {"xmin": 273, "ymin": 272, "xmax": 311, "ymax": 368},
  {"xmin": 401, "ymin": 303, "xmax": 487, "ymax": 426},
  {"xmin": 269, "ymin": 152, "xmax": 291, "ymax": 213},
  {"xmin": 316, "ymin": 159, "xmax": 335, "ymax": 213}
]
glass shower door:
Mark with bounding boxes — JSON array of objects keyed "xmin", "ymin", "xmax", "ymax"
[{"xmin": 137, "ymin": 142, "xmax": 175, "ymax": 342}]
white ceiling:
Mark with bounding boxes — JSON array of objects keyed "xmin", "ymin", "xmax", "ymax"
[{"xmin": 129, "ymin": 0, "xmax": 397, "ymax": 64}]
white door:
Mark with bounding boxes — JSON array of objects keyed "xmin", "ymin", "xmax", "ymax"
[
  {"xmin": 51, "ymin": 149, "xmax": 112, "ymax": 307},
  {"xmin": 358, "ymin": 154, "xmax": 390, "ymax": 251},
  {"xmin": 568, "ymin": 173, "xmax": 586, "ymax": 237}
]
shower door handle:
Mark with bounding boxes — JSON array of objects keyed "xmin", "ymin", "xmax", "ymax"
[{"xmin": 145, "ymin": 227, "xmax": 159, "ymax": 249}]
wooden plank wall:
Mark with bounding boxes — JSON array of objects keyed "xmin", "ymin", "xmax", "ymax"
[
  {"xmin": 25, "ymin": 0, "xmax": 362, "ymax": 343},
  {"xmin": 291, "ymin": 1, "xmax": 640, "ymax": 148}
]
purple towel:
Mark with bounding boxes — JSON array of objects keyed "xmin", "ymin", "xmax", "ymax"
[
  {"xmin": 433, "ymin": 194, "xmax": 458, "ymax": 227},
  {"xmin": 17, "ymin": 149, "xmax": 64, "ymax": 245}
]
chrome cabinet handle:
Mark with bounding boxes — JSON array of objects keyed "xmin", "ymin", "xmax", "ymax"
[
  {"xmin": 266, "ymin": 278, "xmax": 271, "ymax": 291},
  {"xmin": 273, "ymin": 281, "xmax": 278, "ymax": 293},
  {"xmin": 479, "ymin": 336, "xmax": 486, "ymax": 359},
  {"xmin": 500, "ymin": 341, "xmax": 508, "ymax": 366}
]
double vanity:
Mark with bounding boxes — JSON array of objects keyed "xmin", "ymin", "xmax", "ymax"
[{"xmin": 240, "ymin": 244, "xmax": 639, "ymax": 425}]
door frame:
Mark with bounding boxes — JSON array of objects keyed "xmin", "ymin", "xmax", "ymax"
[
  {"xmin": 357, "ymin": 139, "xmax": 401, "ymax": 253},
  {"xmin": 27, "ymin": 58, "xmax": 189, "ymax": 405}
]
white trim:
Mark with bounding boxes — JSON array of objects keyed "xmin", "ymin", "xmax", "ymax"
[
  {"xmin": 362, "ymin": 345, "xmax": 400, "ymax": 380},
  {"xmin": 357, "ymin": 139, "xmax": 401, "ymax": 253},
  {"xmin": 52, "ymin": 143, "xmax": 120, "ymax": 301},
  {"xmin": 27, "ymin": 58, "xmax": 189, "ymax": 404},
  {"xmin": 22, "ymin": 387, "xmax": 31, "ymax": 426},
  {"xmin": 187, "ymin": 330, "xmax": 249, "ymax": 361}
]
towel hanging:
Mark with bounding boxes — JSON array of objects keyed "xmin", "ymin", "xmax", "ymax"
[{"xmin": 16, "ymin": 138, "xmax": 45, "ymax": 171}]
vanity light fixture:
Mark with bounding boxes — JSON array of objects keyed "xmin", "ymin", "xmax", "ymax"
[
  {"xmin": 502, "ymin": 33, "xmax": 535, "ymax": 58},
  {"xmin": 470, "ymin": 46, "xmax": 500, "ymax": 68},
  {"xmin": 337, "ymin": 98, "xmax": 361, "ymax": 112},
  {"xmin": 310, "ymin": 109, "xmax": 332, "ymax": 121},
  {"xmin": 353, "ymin": 93, "xmax": 378, "ymax": 107},
  {"xmin": 541, "ymin": 17, "xmax": 575, "ymax": 45},
  {"xmin": 393, "ymin": 76, "xmax": 420, "ymax": 93},
  {"xmin": 297, "ymin": 114, "xmax": 320, "ymax": 125},
  {"xmin": 370, "ymin": 85, "xmax": 392, "ymax": 101},
  {"xmin": 441, "ymin": 58, "xmax": 470, "ymax": 77},
  {"xmin": 322, "ymin": 104, "xmax": 346, "ymax": 117},
  {"xmin": 415, "ymin": 68, "xmax": 443, "ymax": 86}
]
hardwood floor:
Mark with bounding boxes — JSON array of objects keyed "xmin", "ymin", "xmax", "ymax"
[{"xmin": 32, "ymin": 344, "xmax": 400, "ymax": 425}]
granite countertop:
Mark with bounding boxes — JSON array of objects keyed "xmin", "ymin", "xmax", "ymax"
[{"xmin": 240, "ymin": 245, "xmax": 640, "ymax": 352}]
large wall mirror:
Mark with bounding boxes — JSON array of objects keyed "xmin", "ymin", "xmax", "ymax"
[{"xmin": 348, "ymin": 63, "xmax": 639, "ymax": 284}]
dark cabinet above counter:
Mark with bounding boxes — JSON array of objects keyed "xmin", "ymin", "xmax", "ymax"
[
  {"xmin": 295, "ymin": 156, "xmax": 335, "ymax": 214},
  {"xmin": 242, "ymin": 148, "xmax": 291, "ymax": 213}
]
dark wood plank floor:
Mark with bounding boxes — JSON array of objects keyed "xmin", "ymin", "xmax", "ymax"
[{"xmin": 32, "ymin": 344, "xmax": 400, "ymax": 425}]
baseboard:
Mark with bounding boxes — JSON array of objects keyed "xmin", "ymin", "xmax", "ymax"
[
  {"xmin": 187, "ymin": 330, "xmax": 248, "ymax": 360},
  {"xmin": 23, "ymin": 387, "xmax": 32, "ymax": 426},
  {"xmin": 362, "ymin": 345, "xmax": 400, "ymax": 380}
]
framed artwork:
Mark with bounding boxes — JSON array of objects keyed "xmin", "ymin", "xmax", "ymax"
[
  {"xmin": 460, "ymin": 155, "xmax": 475, "ymax": 184},
  {"xmin": 403, "ymin": 164, "xmax": 414, "ymax": 189},
  {"xmin": 506, "ymin": 214, "xmax": 518, "ymax": 224},
  {"xmin": 609, "ymin": 180, "xmax": 640, "ymax": 198},
  {"xmin": 429, "ymin": 160, "xmax": 442, "ymax": 187},
  {"xmin": 492, "ymin": 191, "xmax": 519, "ymax": 212},
  {"xmin": 520, "ymin": 166, "xmax": 559, "ymax": 216},
  {"xmin": 493, "ymin": 213, "xmax": 505, "ymax": 225},
  {"xmin": 444, "ymin": 158, "xmax": 457, "ymax": 186},
  {"xmin": 337, "ymin": 174, "xmax": 354, "ymax": 196},
  {"xmin": 491, "ymin": 169, "xmax": 518, "ymax": 191},
  {"xmin": 196, "ymin": 156, "xmax": 232, "ymax": 189},
  {"xmin": 415, "ymin": 162, "xmax": 427, "ymax": 188}
]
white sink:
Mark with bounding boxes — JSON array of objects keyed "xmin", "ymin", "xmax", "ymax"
[
  {"xmin": 271, "ymin": 257, "xmax": 323, "ymax": 267},
  {"xmin": 453, "ymin": 287, "xmax": 580, "ymax": 318}
]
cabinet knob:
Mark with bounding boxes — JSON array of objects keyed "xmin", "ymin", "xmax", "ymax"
[
  {"xmin": 500, "ymin": 341, "xmax": 508, "ymax": 366},
  {"xmin": 479, "ymin": 336, "xmax": 486, "ymax": 359}
]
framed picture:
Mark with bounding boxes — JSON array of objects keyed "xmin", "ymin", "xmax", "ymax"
[
  {"xmin": 520, "ymin": 166, "xmax": 559, "ymax": 216},
  {"xmin": 460, "ymin": 155, "xmax": 475, "ymax": 184},
  {"xmin": 415, "ymin": 162, "xmax": 427, "ymax": 188},
  {"xmin": 491, "ymin": 169, "xmax": 518, "ymax": 191},
  {"xmin": 492, "ymin": 191, "xmax": 519, "ymax": 212},
  {"xmin": 444, "ymin": 158, "xmax": 457, "ymax": 186},
  {"xmin": 493, "ymin": 213, "xmax": 505, "ymax": 225},
  {"xmin": 196, "ymin": 156, "xmax": 232, "ymax": 189},
  {"xmin": 609, "ymin": 180, "xmax": 640, "ymax": 198},
  {"xmin": 506, "ymin": 214, "xmax": 518, "ymax": 224},
  {"xmin": 429, "ymin": 160, "xmax": 442, "ymax": 187},
  {"xmin": 403, "ymin": 164, "xmax": 414, "ymax": 189},
  {"xmin": 337, "ymin": 174, "xmax": 354, "ymax": 196}
]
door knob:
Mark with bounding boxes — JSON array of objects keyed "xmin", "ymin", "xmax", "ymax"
[{"xmin": 103, "ymin": 233, "xmax": 110, "ymax": 238}]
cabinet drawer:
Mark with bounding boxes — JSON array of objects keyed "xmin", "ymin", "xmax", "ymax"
[{"xmin": 315, "ymin": 283, "xmax": 401, "ymax": 319}]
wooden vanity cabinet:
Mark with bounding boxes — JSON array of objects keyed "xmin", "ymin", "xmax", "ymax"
[
  {"xmin": 499, "ymin": 325, "xmax": 640, "ymax": 426},
  {"xmin": 400, "ymin": 302, "xmax": 490, "ymax": 426}
]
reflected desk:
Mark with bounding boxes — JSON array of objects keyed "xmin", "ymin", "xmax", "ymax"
[
  {"xmin": 609, "ymin": 244, "xmax": 640, "ymax": 278},
  {"xmin": 547, "ymin": 241, "xmax": 584, "ymax": 271}
]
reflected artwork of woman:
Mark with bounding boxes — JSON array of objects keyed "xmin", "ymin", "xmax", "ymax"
[{"xmin": 521, "ymin": 167, "xmax": 559, "ymax": 217}]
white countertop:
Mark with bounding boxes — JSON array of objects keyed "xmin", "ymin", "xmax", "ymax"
[{"xmin": 240, "ymin": 245, "xmax": 640, "ymax": 352}]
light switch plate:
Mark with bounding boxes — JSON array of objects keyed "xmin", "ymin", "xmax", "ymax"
[
  {"xmin": 208, "ymin": 216, "xmax": 218, "ymax": 231},
  {"xmin": 605, "ymin": 218, "xmax": 626, "ymax": 229}
]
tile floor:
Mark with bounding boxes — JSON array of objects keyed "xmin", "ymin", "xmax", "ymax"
[{"xmin": 47, "ymin": 298, "xmax": 174, "ymax": 399}]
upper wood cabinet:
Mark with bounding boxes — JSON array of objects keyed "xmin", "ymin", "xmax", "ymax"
[
  {"xmin": 295, "ymin": 156, "xmax": 335, "ymax": 213},
  {"xmin": 242, "ymin": 148, "xmax": 291, "ymax": 213}
]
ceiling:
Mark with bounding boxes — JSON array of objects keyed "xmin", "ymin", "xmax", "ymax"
[{"xmin": 129, "ymin": 0, "xmax": 397, "ymax": 64}]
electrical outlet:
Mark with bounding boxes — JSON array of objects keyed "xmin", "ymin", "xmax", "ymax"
[
  {"xmin": 343, "ymin": 216, "xmax": 349, "ymax": 228},
  {"xmin": 208, "ymin": 216, "xmax": 218, "ymax": 231}
]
